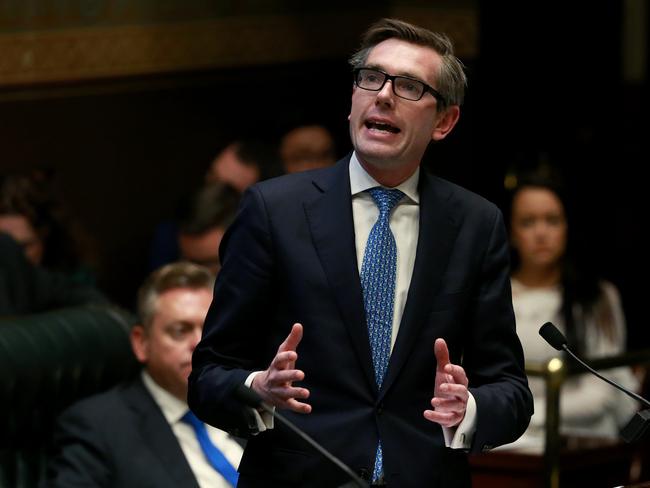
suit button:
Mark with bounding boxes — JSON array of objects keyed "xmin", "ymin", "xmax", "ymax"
[{"xmin": 376, "ymin": 403, "xmax": 384, "ymax": 415}]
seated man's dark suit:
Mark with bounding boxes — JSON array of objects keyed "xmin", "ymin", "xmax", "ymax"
[
  {"xmin": 44, "ymin": 376, "xmax": 201, "ymax": 488},
  {"xmin": 0, "ymin": 233, "xmax": 106, "ymax": 315},
  {"xmin": 189, "ymin": 156, "xmax": 533, "ymax": 488}
]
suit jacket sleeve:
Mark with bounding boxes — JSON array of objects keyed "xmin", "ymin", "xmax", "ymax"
[
  {"xmin": 188, "ymin": 186, "xmax": 278, "ymax": 436},
  {"xmin": 43, "ymin": 404, "xmax": 114, "ymax": 487},
  {"xmin": 464, "ymin": 207, "xmax": 533, "ymax": 453}
]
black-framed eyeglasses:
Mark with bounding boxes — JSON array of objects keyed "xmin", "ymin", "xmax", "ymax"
[{"xmin": 353, "ymin": 67, "xmax": 446, "ymax": 105}]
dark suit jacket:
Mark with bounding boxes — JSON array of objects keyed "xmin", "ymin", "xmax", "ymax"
[
  {"xmin": 43, "ymin": 376, "xmax": 200, "ymax": 488},
  {"xmin": 0, "ymin": 233, "xmax": 106, "ymax": 315},
  {"xmin": 189, "ymin": 156, "xmax": 533, "ymax": 488}
]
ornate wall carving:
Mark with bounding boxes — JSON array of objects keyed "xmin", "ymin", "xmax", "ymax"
[{"xmin": 0, "ymin": 3, "xmax": 477, "ymax": 87}]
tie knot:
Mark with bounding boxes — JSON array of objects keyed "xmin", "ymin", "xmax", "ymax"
[
  {"xmin": 181, "ymin": 410, "xmax": 202, "ymax": 429},
  {"xmin": 368, "ymin": 187, "xmax": 404, "ymax": 216}
]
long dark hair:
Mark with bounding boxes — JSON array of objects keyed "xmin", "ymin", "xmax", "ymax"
[
  {"xmin": 505, "ymin": 170, "xmax": 615, "ymax": 355},
  {"xmin": 0, "ymin": 170, "xmax": 97, "ymax": 277}
]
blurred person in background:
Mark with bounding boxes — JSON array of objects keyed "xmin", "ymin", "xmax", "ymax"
[
  {"xmin": 44, "ymin": 262, "xmax": 244, "ymax": 487},
  {"xmin": 500, "ymin": 169, "xmax": 638, "ymax": 450},
  {"xmin": 205, "ymin": 139, "xmax": 281, "ymax": 192},
  {"xmin": 0, "ymin": 170, "xmax": 98, "ymax": 285},
  {"xmin": 279, "ymin": 124, "xmax": 336, "ymax": 174},
  {"xmin": 149, "ymin": 182, "xmax": 240, "ymax": 274}
]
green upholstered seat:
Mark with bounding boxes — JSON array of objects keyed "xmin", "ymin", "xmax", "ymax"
[{"xmin": 0, "ymin": 304, "xmax": 139, "ymax": 488}]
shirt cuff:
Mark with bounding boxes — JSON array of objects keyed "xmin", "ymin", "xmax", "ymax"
[
  {"xmin": 442, "ymin": 391, "xmax": 476, "ymax": 449},
  {"xmin": 244, "ymin": 371, "xmax": 274, "ymax": 432}
]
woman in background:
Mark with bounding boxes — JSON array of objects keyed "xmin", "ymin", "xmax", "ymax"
[
  {"xmin": 0, "ymin": 170, "xmax": 97, "ymax": 285},
  {"xmin": 504, "ymin": 171, "xmax": 638, "ymax": 449}
]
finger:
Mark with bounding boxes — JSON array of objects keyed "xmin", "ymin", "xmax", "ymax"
[
  {"xmin": 444, "ymin": 364, "xmax": 469, "ymax": 387},
  {"xmin": 268, "ymin": 369, "xmax": 305, "ymax": 385},
  {"xmin": 434, "ymin": 338, "xmax": 450, "ymax": 371},
  {"xmin": 278, "ymin": 323, "xmax": 303, "ymax": 354},
  {"xmin": 430, "ymin": 397, "xmax": 467, "ymax": 413},
  {"xmin": 437, "ymin": 383, "xmax": 469, "ymax": 400},
  {"xmin": 285, "ymin": 398, "xmax": 312, "ymax": 414},
  {"xmin": 269, "ymin": 386, "xmax": 310, "ymax": 401},
  {"xmin": 423, "ymin": 409, "xmax": 462, "ymax": 427},
  {"xmin": 271, "ymin": 351, "xmax": 299, "ymax": 370}
]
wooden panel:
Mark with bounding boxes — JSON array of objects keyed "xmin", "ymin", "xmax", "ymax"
[{"xmin": 0, "ymin": 8, "xmax": 477, "ymax": 87}]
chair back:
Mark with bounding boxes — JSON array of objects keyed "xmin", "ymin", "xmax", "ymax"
[{"xmin": 0, "ymin": 304, "xmax": 139, "ymax": 488}]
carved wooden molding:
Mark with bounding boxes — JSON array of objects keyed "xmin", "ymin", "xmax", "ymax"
[{"xmin": 0, "ymin": 10, "xmax": 477, "ymax": 87}]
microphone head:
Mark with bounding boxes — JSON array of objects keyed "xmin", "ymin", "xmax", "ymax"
[
  {"xmin": 234, "ymin": 384, "xmax": 263, "ymax": 408},
  {"xmin": 539, "ymin": 322, "xmax": 568, "ymax": 351}
]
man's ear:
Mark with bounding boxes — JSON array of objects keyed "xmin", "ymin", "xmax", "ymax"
[
  {"xmin": 431, "ymin": 105, "xmax": 460, "ymax": 142},
  {"xmin": 130, "ymin": 324, "xmax": 149, "ymax": 364}
]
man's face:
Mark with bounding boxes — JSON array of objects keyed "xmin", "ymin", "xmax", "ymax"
[
  {"xmin": 131, "ymin": 287, "xmax": 212, "ymax": 401},
  {"xmin": 0, "ymin": 213, "xmax": 44, "ymax": 265},
  {"xmin": 178, "ymin": 226, "xmax": 225, "ymax": 275},
  {"xmin": 349, "ymin": 38, "xmax": 456, "ymax": 176},
  {"xmin": 205, "ymin": 145, "xmax": 259, "ymax": 193}
]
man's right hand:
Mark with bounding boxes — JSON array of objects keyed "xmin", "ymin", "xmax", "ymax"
[{"xmin": 251, "ymin": 323, "xmax": 311, "ymax": 414}]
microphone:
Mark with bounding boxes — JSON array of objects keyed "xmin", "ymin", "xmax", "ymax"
[
  {"xmin": 539, "ymin": 321, "xmax": 650, "ymax": 442},
  {"xmin": 234, "ymin": 384, "xmax": 368, "ymax": 488}
]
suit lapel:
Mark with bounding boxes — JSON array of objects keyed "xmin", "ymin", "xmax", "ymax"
[
  {"xmin": 304, "ymin": 157, "xmax": 377, "ymax": 392},
  {"xmin": 123, "ymin": 378, "xmax": 200, "ymax": 488},
  {"xmin": 380, "ymin": 171, "xmax": 460, "ymax": 398}
]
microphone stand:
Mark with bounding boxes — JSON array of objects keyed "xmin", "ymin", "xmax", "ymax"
[
  {"xmin": 258, "ymin": 403, "xmax": 369, "ymax": 488},
  {"xmin": 235, "ymin": 385, "xmax": 368, "ymax": 488},
  {"xmin": 561, "ymin": 345, "xmax": 650, "ymax": 443}
]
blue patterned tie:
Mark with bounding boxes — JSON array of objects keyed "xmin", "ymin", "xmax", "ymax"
[
  {"xmin": 360, "ymin": 187, "xmax": 404, "ymax": 482},
  {"xmin": 181, "ymin": 411, "xmax": 239, "ymax": 487}
]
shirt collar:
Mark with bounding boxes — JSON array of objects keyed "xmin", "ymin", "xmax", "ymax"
[
  {"xmin": 141, "ymin": 370, "xmax": 188, "ymax": 424},
  {"xmin": 349, "ymin": 151, "xmax": 420, "ymax": 204}
]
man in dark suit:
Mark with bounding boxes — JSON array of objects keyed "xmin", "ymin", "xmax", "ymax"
[
  {"xmin": 0, "ymin": 232, "xmax": 106, "ymax": 315},
  {"xmin": 44, "ymin": 262, "xmax": 244, "ymax": 488},
  {"xmin": 189, "ymin": 18, "xmax": 533, "ymax": 488}
]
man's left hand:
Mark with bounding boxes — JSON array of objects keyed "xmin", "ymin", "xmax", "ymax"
[{"xmin": 423, "ymin": 338, "xmax": 469, "ymax": 428}]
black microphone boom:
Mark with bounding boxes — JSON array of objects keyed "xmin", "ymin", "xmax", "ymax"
[
  {"xmin": 233, "ymin": 385, "xmax": 368, "ymax": 488},
  {"xmin": 538, "ymin": 321, "xmax": 650, "ymax": 442}
]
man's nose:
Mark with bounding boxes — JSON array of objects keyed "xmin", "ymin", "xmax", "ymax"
[
  {"xmin": 190, "ymin": 328, "xmax": 202, "ymax": 351},
  {"xmin": 375, "ymin": 80, "xmax": 395, "ymax": 105}
]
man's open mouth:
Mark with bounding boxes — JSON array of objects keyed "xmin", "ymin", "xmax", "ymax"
[{"xmin": 365, "ymin": 121, "xmax": 400, "ymax": 133}]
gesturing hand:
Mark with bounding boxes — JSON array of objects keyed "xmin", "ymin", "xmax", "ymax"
[
  {"xmin": 423, "ymin": 338, "xmax": 469, "ymax": 428},
  {"xmin": 251, "ymin": 323, "xmax": 311, "ymax": 414}
]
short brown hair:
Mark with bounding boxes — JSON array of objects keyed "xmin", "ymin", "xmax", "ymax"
[
  {"xmin": 349, "ymin": 18, "xmax": 466, "ymax": 108},
  {"xmin": 137, "ymin": 261, "xmax": 214, "ymax": 328}
]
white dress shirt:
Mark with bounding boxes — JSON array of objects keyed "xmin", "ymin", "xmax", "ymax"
[{"xmin": 142, "ymin": 371, "xmax": 243, "ymax": 488}]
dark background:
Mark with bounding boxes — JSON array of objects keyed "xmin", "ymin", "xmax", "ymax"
[{"xmin": 1, "ymin": 2, "xmax": 647, "ymax": 346}]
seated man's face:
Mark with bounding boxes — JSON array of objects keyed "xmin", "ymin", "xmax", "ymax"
[
  {"xmin": 205, "ymin": 145, "xmax": 259, "ymax": 193},
  {"xmin": 178, "ymin": 226, "xmax": 225, "ymax": 275},
  {"xmin": 131, "ymin": 287, "xmax": 212, "ymax": 401},
  {"xmin": 0, "ymin": 213, "xmax": 44, "ymax": 265}
]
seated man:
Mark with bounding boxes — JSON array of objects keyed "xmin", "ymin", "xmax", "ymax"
[
  {"xmin": 148, "ymin": 182, "xmax": 240, "ymax": 275},
  {"xmin": 0, "ymin": 232, "xmax": 106, "ymax": 315},
  {"xmin": 279, "ymin": 124, "xmax": 336, "ymax": 174},
  {"xmin": 43, "ymin": 262, "xmax": 244, "ymax": 488},
  {"xmin": 177, "ymin": 182, "xmax": 241, "ymax": 275}
]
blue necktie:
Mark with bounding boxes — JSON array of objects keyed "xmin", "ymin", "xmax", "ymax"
[
  {"xmin": 181, "ymin": 410, "xmax": 239, "ymax": 487},
  {"xmin": 360, "ymin": 187, "xmax": 404, "ymax": 482}
]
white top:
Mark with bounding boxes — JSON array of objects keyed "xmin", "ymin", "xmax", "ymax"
[
  {"xmin": 498, "ymin": 279, "xmax": 639, "ymax": 452},
  {"xmin": 142, "ymin": 371, "xmax": 244, "ymax": 488}
]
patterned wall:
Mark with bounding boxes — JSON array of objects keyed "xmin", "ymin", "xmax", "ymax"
[{"xmin": 0, "ymin": 1, "xmax": 477, "ymax": 87}]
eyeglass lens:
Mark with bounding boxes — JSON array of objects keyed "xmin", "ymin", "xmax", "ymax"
[{"xmin": 356, "ymin": 69, "xmax": 424, "ymax": 101}]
